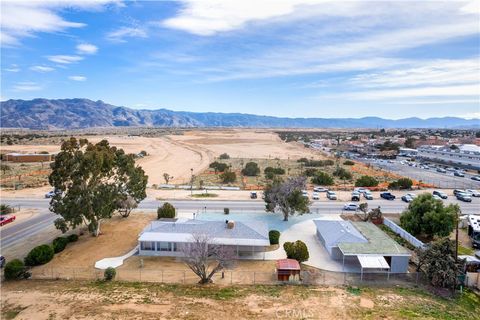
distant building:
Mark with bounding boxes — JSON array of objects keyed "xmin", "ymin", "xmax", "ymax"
[
  {"xmin": 138, "ymin": 218, "xmax": 270, "ymax": 258},
  {"xmin": 3, "ymin": 153, "xmax": 55, "ymax": 163},
  {"xmin": 314, "ymin": 219, "xmax": 411, "ymax": 274},
  {"xmin": 416, "ymin": 144, "xmax": 480, "ymax": 170}
]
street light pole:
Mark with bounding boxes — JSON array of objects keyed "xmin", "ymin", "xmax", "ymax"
[{"xmin": 190, "ymin": 168, "xmax": 194, "ymax": 196}]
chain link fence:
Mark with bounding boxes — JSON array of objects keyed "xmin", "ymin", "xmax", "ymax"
[{"xmin": 30, "ymin": 266, "xmax": 430, "ymax": 287}]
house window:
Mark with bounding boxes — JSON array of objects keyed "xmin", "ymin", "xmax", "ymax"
[
  {"xmin": 141, "ymin": 241, "xmax": 154, "ymax": 251},
  {"xmin": 160, "ymin": 242, "xmax": 170, "ymax": 251}
]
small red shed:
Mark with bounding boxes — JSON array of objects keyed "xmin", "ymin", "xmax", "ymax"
[{"xmin": 276, "ymin": 259, "xmax": 301, "ymax": 281}]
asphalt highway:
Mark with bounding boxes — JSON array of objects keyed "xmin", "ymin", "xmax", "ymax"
[{"xmin": 1, "ymin": 197, "xmax": 479, "ymax": 251}]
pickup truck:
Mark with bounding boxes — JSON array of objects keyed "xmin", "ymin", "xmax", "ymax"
[{"xmin": 380, "ymin": 192, "xmax": 396, "ymax": 200}]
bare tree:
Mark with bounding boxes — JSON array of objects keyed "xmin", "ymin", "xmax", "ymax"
[
  {"xmin": 116, "ymin": 195, "xmax": 138, "ymax": 218},
  {"xmin": 163, "ymin": 173, "xmax": 171, "ymax": 184},
  {"xmin": 180, "ymin": 233, "xmax": 235, "ymax": 284},
  {"xmin": 264, "ymin": 176, "xmax": 310, "ymax": 221}
]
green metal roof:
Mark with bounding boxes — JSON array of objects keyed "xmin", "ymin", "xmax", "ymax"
[{"xmin": 338, "ymin": 222, "xmax": 411, "ymax": 256}]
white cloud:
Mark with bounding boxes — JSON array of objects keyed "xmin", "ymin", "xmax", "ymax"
[
  {"xmin": 0, "ymin": 1, "xmax": 120, "ymax": 46},
  {"xmin": 68, "ymin": 75, "xmax": 87, "ymax": 81},
  {"xmin": 47, "ymin": 55, "xmax": 83, "ymax": 64},
  {"xmin": 30, "ymin": 65, "xmax": 55, "ymax": 72},
  {"xmin": 4, "ymin": 64, "xmax": 20, "ymax": 72},
  {"xmin": 76, "ymin": 43, "xmax": 98, "ymax": 54},
  {"xmin": 106, "ymin": 26, "xmax": 147, "ymax": 42},
  {"xmin": 13, "ymin": 81, "xmax": 42, "ymax": 91},
  {"xmin": 344, "ymin": 84, "xmax": 480, "ymax": 100}
]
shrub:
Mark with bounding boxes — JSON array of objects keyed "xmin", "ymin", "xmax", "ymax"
[
  {"xmin": 220, "ymin": 170, "xmax": 236, "ymax": 183},
  {"xmin": 269, "ymin": 230, "xmax": 280, "ymax": 245},
  {"xmin": 355, "ymin": 175, "xmax": 379, "ymax": 187},
  {"xmin": 4, "ymin": 259, "xmax": 26, "ymax": 280},
  {"xmin": 52, "ymin": 237, "xmax": 69, "ymax": 253},
  {"xmin": 157, "ymin": 202, "xmax": 176, "ymax": 219},
  {"xmin": 224, "ymin": 208, "xmax": 230, "ymax": 215},
  {"xmin": 389, "ymin": 178, "xmax": 413, "ymax": 190},
  {"xmin": 343, "ymin": 160, "xmax": 355, "ymax": 166},
  {"xmin": 242, "ymin": 162, "xmax": 260, "ymax": 176},
  {"xmin": 333, "ymin": 167, "xmax": 352, "ymax": 180},
  {"xmin": 0, "ymin": 204, "xmax": 13, "ymax": 215},
  {"xmin": 209, "ymin": 161, "xmax": 228, "ymax": 173},
  {"xmin": 67, "ymin": 234, "xmax": 79, "ymax": 242},
  {"xmin": 304, "ymin": 168, "xmax": 318, "ymax": 177},
  {"xmin": 219, "ymin": 153, "xmax": 230, "ymax": 159},
  {"xmin": 139, "ymin": 150, "xmax": 148, "ymax": 156},
  {"xmin": 311, "ymin": 172, "xmax": 334, "ymax": 186},
  {"xmin": 283, "ymin": 240, "xmax": 309, "ymax": 263},
  {"xmin": 24, "ymin": 244, "xmax": 54, "ymax": 266},
  {"xmin": 264, "ymin": 167, "xmax": 285, "ymax": 175},
  {"xmin": 104, "ymin": 267, "xmax": 116, "ymax": 281}
]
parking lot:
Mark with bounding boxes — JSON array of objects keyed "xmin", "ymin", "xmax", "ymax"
[{"xmin": 362, "ymin": 158, "xmax": 480, "ymax": 189}]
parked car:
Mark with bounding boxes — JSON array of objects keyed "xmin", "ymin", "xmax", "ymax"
[
  {"xmin": 45, "ymin": 189, "xmax": 62, "ymax": 198},
  {"xmin": 432, "ymin": 190, "xmax": 448, "ymax": 199},
  {"xmin": 250, "ymin": 192, "xmax": 257, "ymax": 199},
  {"xmin": 471, "ymin": 175, "xmax": 480, "ymax": 181},
  {"xmin": 354, "ymin": 187, "xmax": 368, "ymax": 194},
  {"xmin": 401, "ymin": 194, "xmax": 413, "ymax": 203},
  {"xmin": 433, "ymin": 195, "xmax": 442, "ymax": 200},
  {"xmin": 363, "ymin": 191, "xmax": 373, "ymax": 200},
  {"xmin": 454, "ymin": 171, "xmax": 465, "ymax": 177},
  {"xmin": 453, "ymin": 189, "xmax": 465, "ymax": 196},
  {"xmin": 313, "ymin": 187, "xmax": 328, "ymax": 192},
  {"xmin": 0, "ymin": 255, "xmax": 5, "ymax": 268},
  {"xmin": 343, "ymin": 203, "xmax": 359, "ymax": 211},
  {"xmin": 351, "ymin": 192, "xmax": 360, "ymax": 201},
  {"xmin": 466, "ymin": 189, "xmax": 480, "ymax": 197},
  {"xmin": 436, "ymin": 168, "xmax": 446, "ymax": 173},
  {"xmin": 312, "ymin": 192, "xmax": 320, "ymax": 200},
  {"xmin": 326, "ymin": 191, "xmax": 337, "ymax": 200},
  {"xmin": 456, "ymin": 192, "xmax": 472, "ymax": 202},
  {"xmin": 0, "ymin": 215, "xmax": 16, "ymax": 226},
  {"xmin": 380, "ymin": 192, "xmax": 396, "ymax": 200}
]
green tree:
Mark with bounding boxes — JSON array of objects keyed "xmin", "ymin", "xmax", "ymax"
[
  {"xmin": 1, "ymin": 163, "xmax": 11, "ymax": 174},
  {"xmin": 416, "ymin": 238, "xmax": 465, "ymax": 288},
  {"xmin": 311, "ymin": 171, "xmax": 334, "ymax": 186},
  {"xmin": 241, "ymin": 162, "xmax": 260, "ymax": 176},
  {"xmin": 333, "ymin": 167, "xmax": 352, "ymax": 180},
  {"xmin": 209, "ymin": 161, "xmax": 228, "ymax": 173},
  {"xmin": 163, "ymin": 173, "xmax": 171, "ymax": 184},
  {"xmin": 4, "ymin": 259, "xmax": 28, "ymax": 280},
  {"xmin": 283, "ymin": 240, "xmax": 309, "ymax": 263},
  {"xmin": 355, "ymin": 175, "xmax": 379, "ymax": 187},
  {"xmin": 389, "ymin": 178, "xmax": 413, "ymax": 190},
  {"xmin": 219, "ymin": 153, "xmax": 230, "ymax": 159},
  {"xmin": 404, "ymin": 137, "xmax": 416, "ymax": 148},
  {"xmin": 49, "ymin": 138, "xmax": 148, "ymax": 237},
  {"xmin": 157, "ymin": 202, "xmax": 176, "ymax": 219},
  {"xmin": 269, "ymin": 230, "xmax": 280, "ymax": 245},
  {"xmin": 343, "ymin": 160, "xmax": 355, "ymax": 166},
  {"xmin": 400, "ymin": 193, "xmax": 457, "ymax": 238},
  {"xmin": 24, "ymin": 245, "xmax": 54, "ymax": 266},
  {"xmin": 220, "ymin": 170, "xmax": 236, "ymax": 183},
  {"xmin": 264, "ymin": 177, "xmax": 310, "ymax": 221}
]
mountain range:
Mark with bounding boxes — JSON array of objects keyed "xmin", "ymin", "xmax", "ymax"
[{"xmin": 1, "ymin": 98, "xmax": 478, "ymax": 130}]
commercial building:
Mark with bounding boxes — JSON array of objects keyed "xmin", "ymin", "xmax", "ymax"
[
  {"xmin": 416, "ymin": 144, "xmax": 480, "ymax": 170},
  {"xmin": 138, "ymin": 218, "xmax": 270, "ymax": 258},
  {"xmin": 314, "ymin": 219, "xmax": 411, "ymax": 274}
]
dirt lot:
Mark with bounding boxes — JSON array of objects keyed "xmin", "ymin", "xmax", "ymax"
[{"xmin": 1, "ymin": 280, "xmax": 479, "ymax": 320}]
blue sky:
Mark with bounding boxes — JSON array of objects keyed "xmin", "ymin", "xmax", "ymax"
[{"xmin": 1, "ymin": 0, "xmax": 479, "ymax": 119}]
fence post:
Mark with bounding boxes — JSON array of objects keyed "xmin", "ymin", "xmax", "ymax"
[
  {"xmin": 183, "ymin": 271, "xmax": 186, "ymax": 284},
  {"xmin": 253, "ymin": 272, "xmax": 256, "ymax": 284},
  {"xmin": 416, "ymin": 272, "xmax": 419, "ymax": 285},
  {"xmin": 139, "ymin": 268, "xmax": 142, "ymax": 282},
  {"xmin": 230, "ymin": 271, "xmax": 233, "ymax": 285},
  {"xmin": 51, "ymin": 267, "xmax": 54, "ymax": 280},
  {"xmin": 73, "ymin": 268, "xmax": 76, "ymax": 281},
  {"xmin": 161, "ymin": 270, "xmax": 164, "ymax": 283}
]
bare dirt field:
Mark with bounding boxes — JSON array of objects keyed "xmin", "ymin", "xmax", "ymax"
[{"xmin": 1, "ymin": 280, "xmax": 478, "ymax": 320}]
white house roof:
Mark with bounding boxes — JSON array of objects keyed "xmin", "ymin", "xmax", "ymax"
[
  {"xmin": 313, "ymin": 219, "xmax": 368, "ymax": 248},
  {"xmin": 357, "ymin": 255, "xmax": 390, "ymax": 269},
  {"xmin": 139, "ymin": 219, "xmax": 270, "ymax": 247}
]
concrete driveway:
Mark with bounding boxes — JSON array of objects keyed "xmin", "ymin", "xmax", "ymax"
[{"xmin": 264, "ymin": 215, "xmax": 360, "ymax": 272}]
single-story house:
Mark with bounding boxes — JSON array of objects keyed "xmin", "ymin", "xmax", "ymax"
[
  {"xmin": 138, "ymin": 218, "xmax": 270, "ymax": 258},
  {"xmin": 314, "ymin": 219, "xmax": 411, "ymax": 274}
]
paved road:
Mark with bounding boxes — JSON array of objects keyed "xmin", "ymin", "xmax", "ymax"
[{"xmin": 1, "ymin": 197, "xmax": 479, "ymax": 250}]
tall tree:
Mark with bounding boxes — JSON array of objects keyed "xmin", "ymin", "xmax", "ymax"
[
  {"xmin": 49, "ymin": 138, "xmax": 148, "ymax": 236},
  {"xmin": 264, "ymin": 177, "xmax": 310, "ymax": 221},
  {"xmin": 400, "ymin": 193, "xmax": 458, "ymax": 239},
  {"xmin": 181, "ymin": 233, "xmax": 234, "ymax": 284}
]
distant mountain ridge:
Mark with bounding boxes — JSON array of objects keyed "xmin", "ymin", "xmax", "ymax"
[{"xmin": 1, "ymin": 98, "xmax": 478, "ymax": 130}]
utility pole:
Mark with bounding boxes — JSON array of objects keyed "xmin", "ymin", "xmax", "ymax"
[{"xmin": 190, "ymin": 168, "xmax": 194, "ymax": 196}]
